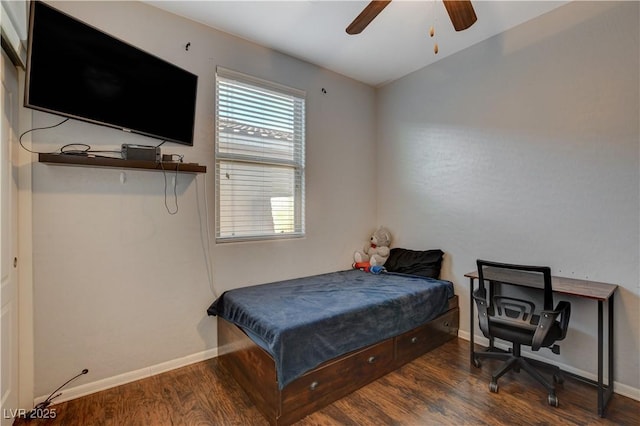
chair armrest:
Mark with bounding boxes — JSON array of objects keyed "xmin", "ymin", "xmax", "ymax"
[
  {"xmin": 554, "ymin": 301, "xmax": 571, "ymax": 340},
  {"xmin": 473, "ymin": 287, "xmax": 490, "ymax": 337},
  {"xmin": 531, "ymin": 301, "xmax": 571, "ymax": 351}
]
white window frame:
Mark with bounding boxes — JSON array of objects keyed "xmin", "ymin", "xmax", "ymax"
[{"xmin": 215, "ymin": 67, "xmax": 305, "ymax": 243}]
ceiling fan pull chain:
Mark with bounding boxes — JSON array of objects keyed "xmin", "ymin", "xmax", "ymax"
[{"xmin": 429, "ymin": 1, "xmax": 438, "ymax": 54}]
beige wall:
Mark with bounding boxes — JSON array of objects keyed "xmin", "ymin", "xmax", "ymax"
[
  {"xmin": 377, "ymin": 1, "xmax": 639, "ymax": 394},
  {"xmin": 29, "ymin": 1, "xmax": 376, "ymax": 397}
]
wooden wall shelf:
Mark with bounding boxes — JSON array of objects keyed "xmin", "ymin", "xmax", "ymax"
[{"xmin": 39, "ymin": 153, "xmax": 207, "ymax": 173}]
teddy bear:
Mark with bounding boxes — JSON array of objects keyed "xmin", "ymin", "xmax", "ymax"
[{"xmin": 353, "ymin": 226, "xmax": 392, "ymax": 267}]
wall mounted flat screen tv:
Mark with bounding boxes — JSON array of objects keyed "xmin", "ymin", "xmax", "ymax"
[{"xmin": 25, "ymin": 1, "xmax": 198, "ymax": 146}]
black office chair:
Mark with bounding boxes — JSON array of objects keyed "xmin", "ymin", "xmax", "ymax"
[{"xmin": 472, "ymin": 260, "xmax": 571, "ymax": 406}]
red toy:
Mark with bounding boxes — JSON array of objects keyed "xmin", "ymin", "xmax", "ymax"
[{"xmin": 353, "ymin": 261, "xmax": 371, "ymax": 272}]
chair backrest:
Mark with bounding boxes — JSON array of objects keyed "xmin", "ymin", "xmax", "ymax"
[
  {"xmin": 477, "ymin": 260, "xmax": 553, "ymax": 310},
  {"xmin": 474, "ymin": 260, "xmax": 571, "ymax": 351}
]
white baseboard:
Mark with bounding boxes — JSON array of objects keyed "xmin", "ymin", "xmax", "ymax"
[
  {"xmin": 35, "ymin": 347, "xmax": 219, "ymax": 407},
  {"xmin": 457, "ymin": 331, "xmax": 640, "ymax": 402}
]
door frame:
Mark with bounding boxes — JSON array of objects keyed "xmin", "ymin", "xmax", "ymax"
[{"xmin": 17, "ymin": 59, "xmax": 34, "ymax": 412}]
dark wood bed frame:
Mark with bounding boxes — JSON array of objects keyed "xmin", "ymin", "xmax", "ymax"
[{"xmin": 217, "ymin": 295, "xmax": 459, "ymax": 425}]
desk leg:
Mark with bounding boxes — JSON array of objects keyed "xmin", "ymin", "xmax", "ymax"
[
  {"xmin": 469, "ymin": 277, "xmax": 475, "ymax": 366},
  {"xmin": 597, "ymin": 295, "xmax": 615, "ymax": 417},
  {"xmin": 598, "ymin": 300, "xmax": 604, "ymax": 415},
  {"xmin": 607, "ymin": 294, "xmax": 615, "ymax": 410},
  {"xmin": 596, "ymin": 295, "xmax": 615, "ymax": 417}
]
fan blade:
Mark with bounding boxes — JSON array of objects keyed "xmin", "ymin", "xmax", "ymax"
[
  {"xmin": 443, "ymin": 0, "xmax": 477, "ymax": 31},
  {"xmin": 346, "ymin": 1, "xmax": 392, "ymax": 35}
]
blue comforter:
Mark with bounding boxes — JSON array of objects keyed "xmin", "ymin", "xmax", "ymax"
[{"xmin": 207, "ymin": 269, "xmax": 454, "ymax": 389}]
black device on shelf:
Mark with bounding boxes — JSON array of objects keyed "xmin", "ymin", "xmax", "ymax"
[
  {"xmin": 121, "ymin": 144, "xmax": 161, "ymax": 162},
  {"xmin": 24, "ymin": 1, "xmax": 198, "ymax": 146}
]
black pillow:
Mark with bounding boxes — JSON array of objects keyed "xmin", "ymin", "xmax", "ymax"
[{"xmin": 384, "ymin": 248, "xmax": 444, "ymax": 279}]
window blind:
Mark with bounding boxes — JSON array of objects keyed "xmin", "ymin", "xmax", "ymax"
[{"xmin": 215, "ymin": 67, "xmax": 305, "ymax": 242}]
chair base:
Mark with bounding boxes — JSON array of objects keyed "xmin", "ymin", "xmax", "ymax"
[{"xmin": 473, "ymin": 344, "xmax": 563, "ymax": 407}]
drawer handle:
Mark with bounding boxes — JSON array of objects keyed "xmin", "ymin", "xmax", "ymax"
[
  {"xmin": 309, "ymin": 381, "xmax": 319, "ymax": 391},
  {"xmin": 411, "ymin": 337, "xmax": 418, "ymax": 344},
  {"xmin": 444, "ymin": 321, "xmax": 450, "ymax": 327},
  {"xmin": 367, "ymin": 356, "xmax": 377, "ymax": 364}
]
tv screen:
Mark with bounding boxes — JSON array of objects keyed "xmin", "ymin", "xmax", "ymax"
[{"xmin": 25, "ymin": 1, "xmax": 198, "ymax": 146}]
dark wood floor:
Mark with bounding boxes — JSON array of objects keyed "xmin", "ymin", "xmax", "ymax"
[{"xmin": 17, "ymin": 338, "xmax": 639, "ymax": 425}]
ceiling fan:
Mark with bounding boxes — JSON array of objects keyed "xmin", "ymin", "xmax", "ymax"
[{"xmin": 346, "ymin": 0, "xmax": 477, "ymax": 35}]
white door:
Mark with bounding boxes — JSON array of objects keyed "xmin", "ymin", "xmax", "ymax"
[{"xmin": 1, "ymin": 46, "xmax": 20, "ymax": 426}]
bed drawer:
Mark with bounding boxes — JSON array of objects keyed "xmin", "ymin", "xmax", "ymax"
[
  {"xmin": 280, "ymin": 338, "xmax": 394, "ymax": 414},
  {"xmin": 395, "ymin": 307, "xmax": 459, "ymax": 365}
]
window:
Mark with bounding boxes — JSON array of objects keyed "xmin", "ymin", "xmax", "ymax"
[{"xmin": 215, "ymin": 67, "xmax": 305, "ymax": 242}]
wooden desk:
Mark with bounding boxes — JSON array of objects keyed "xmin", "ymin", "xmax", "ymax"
[{"xmin": 465, "ymin": 270, "xmax": 618, "ymax": 417}]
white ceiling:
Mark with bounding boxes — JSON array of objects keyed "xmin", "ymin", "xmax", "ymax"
[{"xmin": 145, "ymin": 1, "xmax": 569, "ymax": 87}]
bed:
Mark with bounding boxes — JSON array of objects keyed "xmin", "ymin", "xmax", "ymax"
[{"xmin": 207, "ymin": 249, "xmax": 459, "ymax": 425}]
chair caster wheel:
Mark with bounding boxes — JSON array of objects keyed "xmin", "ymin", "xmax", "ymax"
[
  {"xmin": 548, "ymin": 394, "xmax": 559, "ymax": 407},
  {"xmin": 489, "ymin": 381, "xmax": 499, "ymax": 393},
  {"xmin": 473, "ymin": 358, "xmax": 481, "ymax": 368},
  {"xmin": 553, "ymin": 373, "xmax": 564, "ymax": 384}
]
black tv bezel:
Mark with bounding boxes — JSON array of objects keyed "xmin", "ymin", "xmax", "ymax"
[{"xmin": 24, "ymin": 1, "xmax": 198, "ymax": 146}]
